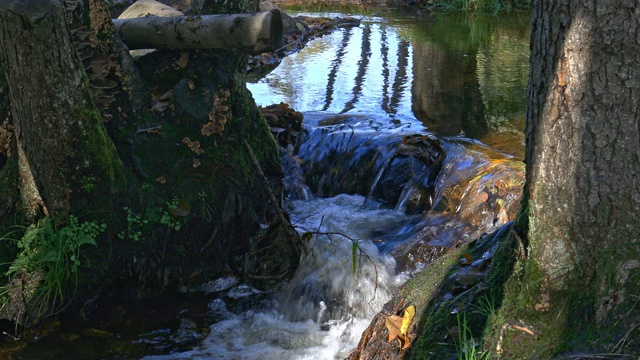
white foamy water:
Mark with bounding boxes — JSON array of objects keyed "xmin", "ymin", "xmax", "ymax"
[{"xmin": 144, "ymin": 194, "xmax": 409, "ymax": 360}]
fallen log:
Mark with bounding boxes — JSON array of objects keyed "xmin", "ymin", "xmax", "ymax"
[{"xmin": 112, "ymin": 9, "xmax": 283, "ymax": 55}]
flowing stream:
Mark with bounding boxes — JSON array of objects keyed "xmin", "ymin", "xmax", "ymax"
[
  {"xmin": 0, "ymin": 10, "xmax": 530, "ymax": 360},
  {"xmin": 144, "ymin": 11, "xmax": 530, "ymax": 360}
]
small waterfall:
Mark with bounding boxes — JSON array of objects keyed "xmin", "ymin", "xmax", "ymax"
[
  {"xmin": 144, "ymin": 194, "xmax": 407, "ymax": 360},
  {"xmin": 280, "ymin": 194, "xmax": 404, "ymax": 324},
  {"xmin": 366, "ymin": 156, "xmax": 392, "ymax": 201}
]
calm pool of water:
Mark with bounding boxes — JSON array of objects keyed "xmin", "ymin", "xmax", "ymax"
[{"xmin": 248, "ymin": 11, "xmax": 530, "ymax": 158}]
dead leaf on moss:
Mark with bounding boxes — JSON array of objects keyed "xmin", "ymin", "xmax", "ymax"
[
  {"xmin": 401, "ymin": 305, "xmax": 415, "ymax": 335},
  {"xmin": 156, "ymin": 176, "xmax": 166, "ymax": 184},
  {"xmin": 460, "ymin": 253, "xmax": 474, "ymax": 265},
  {"xmin": 385, "ymin": 305, "xmax": 416, "ymax": 350}
]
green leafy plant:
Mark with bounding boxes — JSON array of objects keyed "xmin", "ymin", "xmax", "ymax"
[
  {"xmin": 4, "ymin": 216, "xmax": 104, "ymax": 314},
  {"xmin": 160, "ymin": 198, "xmax": 185, "ymax": 231},
  {"xmin": 118, "ymin": 206, "xmax": 147, "ymax": 241},
  {"xmin": 117, "ymin": 199, "xmax": 186, "ymax": 241}
]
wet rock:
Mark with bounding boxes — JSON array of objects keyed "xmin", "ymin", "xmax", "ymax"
[
  {"xmin": 282, "ymin": 152, "xmax": 313, "ymax": 200},
  {"xmin": 171, "ymin": 318, "xmax": 202, "ymax": 346},
  {"xmin": 369, "ymin": 134, "xmax": 445, "ymax": 213},
  {"xmin": 208, "ymin": 298, "xmax": 229, "ymax": 314},
  {"xmin": 227, "ymin": 284, "xmax": 263, "ymax": 299},
  {"xmin": 198, "ymin": 276, "xmax": 239, "ymax": 294},
  {"xmin": 298, "ymin": 117, "xmax": 444, "ymax": 204}
]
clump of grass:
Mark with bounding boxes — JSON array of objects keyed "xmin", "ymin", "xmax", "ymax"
[{"xmin": 455, "ymin": 311, "xmax": 493, "ymax": 360}]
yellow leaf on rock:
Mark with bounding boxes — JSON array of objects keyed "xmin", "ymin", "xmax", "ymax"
[
  {"xmin": 400, "ymin": 305, "xmax": 415, "ymax": 335},
  {"xmin": 385, "ymin": 305, "xmax": 416, "ymax": 350}
]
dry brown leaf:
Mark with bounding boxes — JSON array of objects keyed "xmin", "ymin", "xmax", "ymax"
[
  {"xmin": 385, "ymin": 315, "xmax": 404, "ymax": 343},
  {"xmin": 461, "ymin": 253, "xmax": 474, "ymax": 265},
  {"xmin": 384, "ymin": 305, "xmax": 416, "ymax": 350}
]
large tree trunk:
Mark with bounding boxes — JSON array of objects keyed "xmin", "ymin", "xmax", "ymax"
[
  {"xmin": 0, "ymin": 0, "xmax": 301, "ymax": 325},
  {"xmin": 524, "ymin": 0, "xmax": 640, "ymax": 299},
  {"xmin": 0, "ymin": 0, "xmax": 125, "ymax": 220},
  {"xmin": 497, "ymin": 1, "xmax": 640, "ymax": 356}
]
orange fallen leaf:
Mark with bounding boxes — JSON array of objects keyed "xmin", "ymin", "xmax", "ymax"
[{"xmin": 384, "ymin": 305, "xmax": 416, "ymax": 350}]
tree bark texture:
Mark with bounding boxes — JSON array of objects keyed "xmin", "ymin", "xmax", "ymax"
[
  {"xmin": 112, "ymin": 10, "xmax": 283, "ymax": 55},
  {"xmin": 64, "ymin": 0, "xmax": 149, "ymax": 125},
  {"xmin": 0, "ymin": 0, "xmax": 125, "ymax": 219},
  {"xmin": 524, "ymin": 0, "xmax": 640, "ymax": 290}
]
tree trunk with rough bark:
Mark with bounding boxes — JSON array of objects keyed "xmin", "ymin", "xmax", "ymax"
[
  {"xmin": 0, "ymin": 0, "xmax": 301, "ymax": 325},
  {"xmin": 497, "ymin": 1, "xmax": 640, "ymax": 356},
  {"xmin": 0, "ymin": 0, "xmax": 125, "ymax": 221},
  {"xmin": 524, "ymin": 0, "xmax": 640, "ymax": 292}
]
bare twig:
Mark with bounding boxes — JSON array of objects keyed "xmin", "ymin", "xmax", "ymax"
[
  {"xmin": 305, "ymin": 229, "xmax": 380, "ymax": 300},
  {"xmin": 614, "ymin": 295, "xmax": 639, "ymax": 326},
  {"xmin": 510, "ymin": 223, "xmax": 527, "ymax": 258},
  {"xmin": 2, "ymin": 331, "xmax": 19, "ymax": 341},
  {"xmin": 612, "ymin": 322, "xmax": 640, "ymax": 354},
  {"xmin": 511, "ymin": 324, "xmax": 535, "ymax": 336},
  {"xmin": 496, "ymin": 323, "xmax": 508, "ymax": 355},
  {"xmin": 200, "ymin": 227, "xmax": 219, "ymax": 253},
  {"xmin": 135, "ymin": 125, "xmax": 162, "ymax": 133},
  {"xmin": 243, "ymin": 139, "xmax": 288, "ymax": 225}
]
